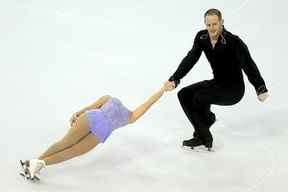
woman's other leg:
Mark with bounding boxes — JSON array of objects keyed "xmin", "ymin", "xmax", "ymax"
[
  {"xmin": 38, "ymin": 113, "xmax": 91, "ymax": 160},
  {"xmin": 42, "ymin": 133, "xmax": 99, "ymax": 165}
]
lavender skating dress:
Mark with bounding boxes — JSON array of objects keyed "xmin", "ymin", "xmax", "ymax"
[{"xmin": 85, "ymin": 97, "xmax": 131, "ymax": 143}]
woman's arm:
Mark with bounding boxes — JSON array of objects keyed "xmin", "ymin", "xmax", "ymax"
[
  {"xmin": 77, "ymin": 95, "xmax": 112, "ymax": 115},
  {"xmin": 70, "ymin": 95, "xmax": 111, "ymax": 125},
  {"xmin": 128, "ymin": 85, "xmax": 167, "ymax": 124}
]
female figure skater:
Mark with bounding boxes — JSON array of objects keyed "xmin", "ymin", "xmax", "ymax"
[{"xmin": 20, "ymin": 83, "xmax": 170, "ymax": 181}]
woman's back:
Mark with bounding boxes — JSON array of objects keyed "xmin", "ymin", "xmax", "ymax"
[{"xmin": 99, "ymin": 97, "xmax": 131, "ymax": 129}]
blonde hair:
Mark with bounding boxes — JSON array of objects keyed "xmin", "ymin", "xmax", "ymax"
[{"xmin": 204, "ymin": 8, "xmax": 222, "ymax": 20}]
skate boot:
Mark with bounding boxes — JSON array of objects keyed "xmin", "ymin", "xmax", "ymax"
[
  {"xmin": 200, "ymin": 132, "xmax": 213, "ymax": 151},
  {"xmin": 208, "ymin": 112, "xmax": 216, "ymax": 126},
  {"xmin": 19, "ymin": 160, "xmax": 31, "ymax": 180},
  {"xmin": 182, "ymin": 137, "xmax": 203, "ymax": 149},
  {"xmin": 28, "ymin": 159, "xmax": 46, "ymax": 180},
  {"xmin": 203, "ymin": 139, "xmax": 213, "ymax": 151},
  {"xmin": 193, "ymin": 131, "xmax": 199, "ymax": 138},
  {"xmin": 20, "ymin": 159, "xmax": 46, "ymax": 181}
]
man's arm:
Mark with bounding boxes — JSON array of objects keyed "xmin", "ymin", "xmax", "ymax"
[
  {"xmin": 168, "ymin": 32, "xmax": 203, "ymax": 88},
  {"xmin": 235, "ymin": 37, "xmax": 268, "ymax": 96}
]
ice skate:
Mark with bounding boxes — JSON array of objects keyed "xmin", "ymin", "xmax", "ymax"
[
  {"xmin": 19, "ymin": 159, "xmax": 45, "ymax": 181},
  {"xmin": 182, "ymin": 137, "xmax": 203, "ymax": 149},
  {"xmin": 201, "ymin": 132, "xmax": 213, "ymax": 152},
  {"xmin": 19, "ymin": 160, "xmax": 32, "ymax": 180},
  {"xmin": 19, "ymin": 160, "xmax": 41, "ymax": 181},
  {"xmin": 182, "ymin": 135, "xmax": 213, "ymax": 152},
  {"xmin": 204, "ymin": 141, "xmax": 213, "ymax": 151}
]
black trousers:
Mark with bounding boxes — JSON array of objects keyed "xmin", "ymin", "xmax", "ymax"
[{"xmin": 177, "ymin": 79, "xmax": 245, "ymax": 142}]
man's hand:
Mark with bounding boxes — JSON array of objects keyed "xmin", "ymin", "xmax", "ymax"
[
  {"xmin": 164, "ymin": 80, "xmax": 176, "ymax": 91},
  {"xmin": 257, "ymin": 92, "xmax": 269, "ymax": 102}
]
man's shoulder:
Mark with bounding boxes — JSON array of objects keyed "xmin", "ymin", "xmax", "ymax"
[
  {"xmin": 223, "ymin": 29, "xmax": 241, "ymax": 41},
  {"xmin": 222, "ymin": 29, "xmax": 246, "ymax": 47},
  {"xmin": 194, "ymin": 30, "xmax": 209, "ymax": 41},
  {"xmin": 197, "ymin": 29, "xmax": 208, "ymax": 35}
]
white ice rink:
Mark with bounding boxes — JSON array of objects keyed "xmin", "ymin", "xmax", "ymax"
[{"xmin": 1, "ymin": 0, "xmax": 287, "ymax": 192}]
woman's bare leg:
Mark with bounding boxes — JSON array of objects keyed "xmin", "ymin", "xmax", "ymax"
[
  {"xmin": 38, "ymin": 95, "xmax": 112, "ymax": 160},
  {"xmin": 42, "ymin": 133, "xmax": 99, "ymax": 165},
  {"xmin": 38, "ymin": 113, "xmax": 91, "ymax": 160}
]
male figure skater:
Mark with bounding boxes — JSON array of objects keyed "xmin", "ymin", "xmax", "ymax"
[{"xmin": 165, "ymin": 8, "xmax": 269, "ymax": 151}]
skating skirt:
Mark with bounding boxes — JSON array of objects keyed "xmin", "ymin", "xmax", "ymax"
[
  {"xmin": 85, "ymin": 109, "xmax": 113, "ymax": 143},
  {"xmin": 85, "ymin": 97, "xmax": 131, "ymax": 143}
]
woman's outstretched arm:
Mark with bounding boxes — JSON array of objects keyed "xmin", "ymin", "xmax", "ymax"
[{"xmin": 128, "ymin": 84, "xmax": 168, "ymax": 124}]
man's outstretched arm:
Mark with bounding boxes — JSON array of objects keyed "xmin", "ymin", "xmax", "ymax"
[{"xmin": 168, "ymin": 32, "xmax": 203, "ymax": 88}]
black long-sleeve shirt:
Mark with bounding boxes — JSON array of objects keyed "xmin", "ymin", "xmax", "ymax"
[{"xmin": 169, "ymin": 28, "xmax": 268, "ymax": 95}]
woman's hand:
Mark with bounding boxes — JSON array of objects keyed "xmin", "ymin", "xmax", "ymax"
[
  {"xmin": 164, "ymin": 81, "xmax": 175, "ymax": 91},
  {"xmin": 70, "ymin": 111, "xmax": 81, "ymax": 126}
]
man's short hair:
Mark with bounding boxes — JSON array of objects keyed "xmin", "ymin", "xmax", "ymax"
[{"xmin": 204, "ymin": 8, "xmax": 222, "ymax": 20}]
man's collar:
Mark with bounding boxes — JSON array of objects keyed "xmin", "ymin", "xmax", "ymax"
[
  {"xmin": 200, "ymin": 26, "xmax": 227, "ymax": 45},
  {"xmin": 219, "ymin": 26, "xmax": 227, "ymax": 44}
]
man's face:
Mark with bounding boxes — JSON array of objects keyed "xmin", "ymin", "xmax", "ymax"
[{"xmin": 205, "ymin": 15, "xmax": 223, "ymax": 39}]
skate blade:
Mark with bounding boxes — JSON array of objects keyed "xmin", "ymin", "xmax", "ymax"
[
  {"xmin": 31, "ymin": 176, "xmax": 40, "ymax": 182},
  {"xmin": 181, "ymin": 145, "xmax": 214, "ymax": 152},
  {"xmin": 19, "ymin": 172, "xmax": 28, "ymax": 179},
  {"xmin": 19, "ymin": 160, "xmax": 29, "ymax": 178},
  {"xmin": 19, "ymin": 172, "xmax": 40, "ymax": 182},
  {"xmin": 19, "ymin": 160, "xmax": 40, "ymax": 182},
  {"xmin": 20, "ymin": 161, "xmax": 30, "ymax": 175}
]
